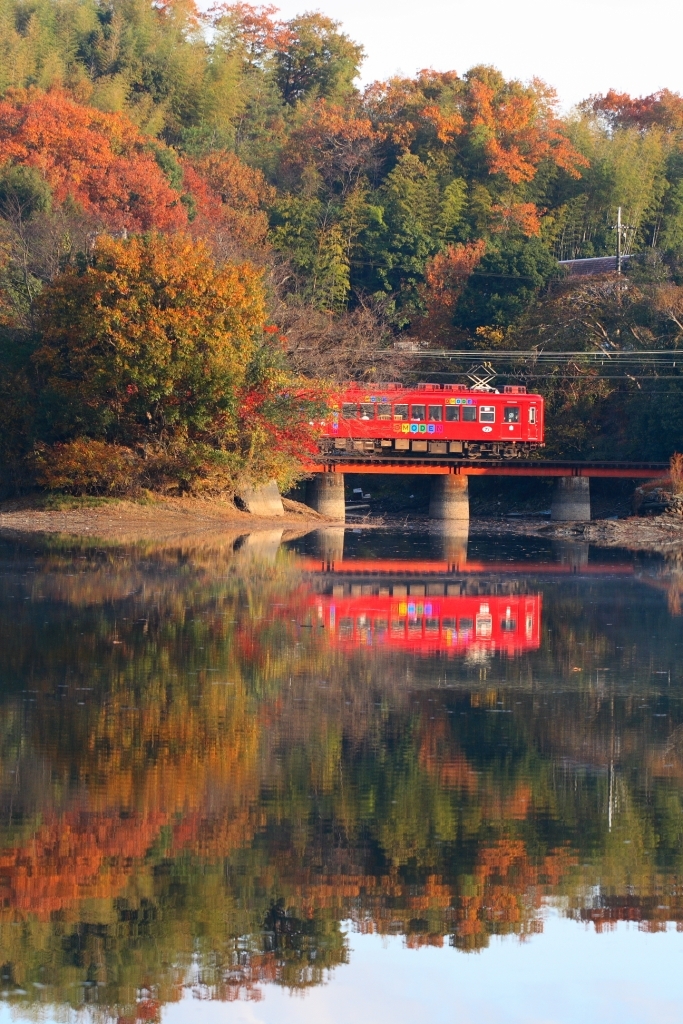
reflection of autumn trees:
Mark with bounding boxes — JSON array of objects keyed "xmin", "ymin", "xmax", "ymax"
[{"xmin": 0, "ymin": 540, "xmax": 681, "ymax": 1018}]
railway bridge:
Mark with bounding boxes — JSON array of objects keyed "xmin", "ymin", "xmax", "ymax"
[{"xmin": 302, "ymin": 457, "xmax": 669, "ymax": 522}]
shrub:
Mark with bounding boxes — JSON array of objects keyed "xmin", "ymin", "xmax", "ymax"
[{"xmin": 34, "ymin": 440, "xmax": 141, "ymax": 496}]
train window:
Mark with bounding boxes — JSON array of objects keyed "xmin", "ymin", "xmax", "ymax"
[
  {"xmin": 529, "ymin": 406, "xmax": 537, "ymax": 424},
  {"xmin": 394, "ymin": 403, "xmax": 409, "ymax": 421},
  {"xmin": 425, "ymin": 618, "xmax": 440, "ymax": 634},
  {"xmin": 342, "ymin": 403, "xmax": 357, "ymax": 419},
  {"xmin": 360, "ymin": 403, "xmax": 375, "ymax": 420},
  {"xmin": 428, "ymin": 405, "xmax": 442, "ymax": 422},
  {"xmin": 458, "ymin": 617, "xmax": 473, "ymax": 633},
  {"xmin": 391, "ymin": 618, "xmax": 406, "ymax": 635},
  {"xmin": 479, "ymin": 405, "xmax": 495, "ymax": 423},
  {"xmin": 476, "ymin": 614, "xmax": 493, "ymax": 637},
  {"xmin": 411, "ymin": 404, "xmax": 426, "ymax": 421},
  {"xmin": 339, "ymin": 617, "xmax": 354, "ymax": 637},
  {"xmin": 445, "ymin": 406, "xmax": 460, "ymax": 422},
  {"xmin": 504, "ymin": 406, "xmax": 520, "ymax": 423},
  {"xmin": 500, "ymin": 618, "xmax": 518, "ymax": 632},
  {"xmin": 407, "ymin": 617, "xmax": 422, "ymax": 635},
  {"xmin": 442, "ymin": 617, "xmax": 456, "ymax": 632},
  {"xmin": 462, "ymin": 406, "xmax": 477, "ymax": 422},
  {"xmin": 377, "ymin": 403, "xmax": 392, "ymax": 420}
]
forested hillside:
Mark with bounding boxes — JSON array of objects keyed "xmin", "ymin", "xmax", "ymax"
[{"xmin": 1, "ymin": 0, "xmax": 682, "ymax": 492}]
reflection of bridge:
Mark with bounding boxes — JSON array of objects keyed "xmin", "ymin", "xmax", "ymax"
[
  {"xmin": 303, "ymin": 459, "xmax": 668, "ymax": 523},
  {"xmin": 302, "ymin": 557, "xmax": 635, "ymax": 576},
  {"xmin": 298, "ymin": 525, "xmax": 634, "ymax": 577}
]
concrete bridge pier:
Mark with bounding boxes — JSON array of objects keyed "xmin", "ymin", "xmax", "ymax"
[
  {"xmin": 307, "ymin": 473, "xmax": 346, "ymax": 520},
  {"xmin": 551, "ymin": 477, "xmax": 591, "ymax": 521},
  {"xmin": 237, "ymin": 479, "xmax": 284, "ymax": 516},
  {"xmin": 429, "ymin": 475, "xmax": 469, "ymax": 521}
]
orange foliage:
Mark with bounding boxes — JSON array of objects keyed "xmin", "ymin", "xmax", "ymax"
[
  {"xmin": 456, "ymin": 840, "xmax": 578, "ymax": 945},
  {"xmin": 490, "ymin": 200, "xmax": 543, "ymax": 236},
  {"xmin": 209, "ymin": 3, "xmax": 287, "ymax": 62},
  {"xmin": 183, "ymin": 151, "xmax": 275, "ymax": 250},
  {"xmin": 418, "ymin": 716, "xmax": 478, "ymax": 791},
  {"xmin": 0, "ymin": 811, "xmax": 167, "ymax": 917},
  {"xmin": 418, "ymin": 239, "xmax": 486, "ymax": 341},
  {"xmin": 417, "ymin": 103, "xmax": 463, "ymax": 145},
  {"xmin": 33, "ymin": 438, "xmax": 141, "ymax": 495},
  {"xmin": 281, "ymin": 99, "xmax": 377, "ymax": 185},
  {"xmin": 468, "ymin": 78, "xmax": 588, "ymax": 184},
  {"xmin": 0, "ymin": 88, "xmax": 187, "ymax": 232},
  {"xmin": 364, "ymin": 71, "xmax": 462, "ymax": 151}
]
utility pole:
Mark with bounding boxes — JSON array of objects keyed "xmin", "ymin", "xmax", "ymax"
[{"xmin": 616, "ymin": 206, "xmax": 622, "ymax": 275}]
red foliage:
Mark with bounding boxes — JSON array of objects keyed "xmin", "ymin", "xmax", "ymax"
[
  {"xmin": 589, "ymin": 88, "xmax": 683, "ymax": 131},
  {"xmin": 0, "ymin": 810, "xmax": 167, "ymax": 917},
  {"xmin": 0, "ymin": 88, "xmax": 187, "ymax": 231}
]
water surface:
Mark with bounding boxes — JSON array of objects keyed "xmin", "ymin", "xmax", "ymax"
[{"xmin": 0, "ymin": 525, "xmax": 681, "ymax": 1022}]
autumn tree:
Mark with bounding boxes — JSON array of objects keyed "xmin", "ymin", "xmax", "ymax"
[
  {"xmin": 0, "ymin": 88, "xmax": 188, "ymax": 232},
  {"xmin": 31, "ymin": 231, "xmax": 318, "ymax": 493},
  {"xmin": 416, "ymin": 239, "xmax": 486, "ymax": 342},
  {"xmin": 183, "ymin": 149, "xmax": 275, "ymax": 255}
]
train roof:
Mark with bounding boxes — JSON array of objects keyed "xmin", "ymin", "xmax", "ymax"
[{"xmin": 338, "ymin": 382, "xmax": 539, "ymax": 396}]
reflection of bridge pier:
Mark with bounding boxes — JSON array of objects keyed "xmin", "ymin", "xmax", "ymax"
[
  {"xmin": 241, "ymin": 529, "xmax": 285, "ymax": 565},
  {"xmin": 436, "ymin": 522, "xmax": 469, "ymax": 570},
  {"xmin": 315, "ymin": 527, "xmax": 345, "ymax": 569},
  {"xmin": 552, "ymin": 540, "xmax": 590, "ymax": 571}
]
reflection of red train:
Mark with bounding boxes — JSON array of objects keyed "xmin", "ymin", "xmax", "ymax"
[
  {"xmin": 305, "ymin": 591, "xmax": 541, "ymax": 657},
  {"xmin": 318, "ymin": 382, "xmax": 544, "ymax": 460}
]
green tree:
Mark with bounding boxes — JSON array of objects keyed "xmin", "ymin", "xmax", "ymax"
[{"xmin": 275, "ymin": 13, "xmax": 364, "ymax": 106}]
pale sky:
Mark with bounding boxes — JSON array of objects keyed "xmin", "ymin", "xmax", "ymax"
[{"xmin": 273, "ymin": 0, "xmax": 683, "ymax": 110}]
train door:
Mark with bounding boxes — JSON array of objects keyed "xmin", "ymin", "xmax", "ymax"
[
  {"xmin": 527, "ymin": 403, "xmax": 539, "ymax": 441},
  {"xmin": 503, "ymin": 403, "xmax": 522, "ymax": 440}
]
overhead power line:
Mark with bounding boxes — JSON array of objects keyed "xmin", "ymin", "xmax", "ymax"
[{"xmin": 386, "ymin": 350, "xmax": 682, "ymax": 360}]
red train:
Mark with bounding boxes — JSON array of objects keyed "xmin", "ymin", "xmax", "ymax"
[{"xmin": 319, "ymin": 382, "xmax": 544, "ymax": 459}]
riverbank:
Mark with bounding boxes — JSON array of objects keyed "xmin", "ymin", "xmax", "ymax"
[
  {"xmin": 467, "ymin": 513, "xmax": 683, "ymax": 554},
  {"xmin": 1, "ymin": 493, "xmax": 682, "ymax": 556},
  {"xmin": 0, "ymin": 494, "xmax": 329, "ymax": 542}
]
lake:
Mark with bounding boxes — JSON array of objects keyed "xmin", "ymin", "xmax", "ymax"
[{"xmin": 0, "ymin": 524, "xmax": 681, "ymax": 1023}]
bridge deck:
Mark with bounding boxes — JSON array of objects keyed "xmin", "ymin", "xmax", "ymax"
[{"xmin": 304, "ymin": 458, "xmax": 668, "ymax": 478}]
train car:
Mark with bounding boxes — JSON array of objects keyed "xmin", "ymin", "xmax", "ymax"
[
  {"xmin": 318, "ymin": 382, "xmax": 544, "ymax": 459},
  {"xmin": 304, "ymin": 591, "xmax": 542, "ymax": 658}
]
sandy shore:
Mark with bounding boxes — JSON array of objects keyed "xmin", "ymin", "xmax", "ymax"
[{"xmin": 0, "ymin": 495, "xmax": 330, "ymax": 544}]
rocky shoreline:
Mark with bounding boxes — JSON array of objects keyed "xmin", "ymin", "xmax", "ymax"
[{"xmin": 467, "ymin": 512, "xmax": 683, "ymax": 554}]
